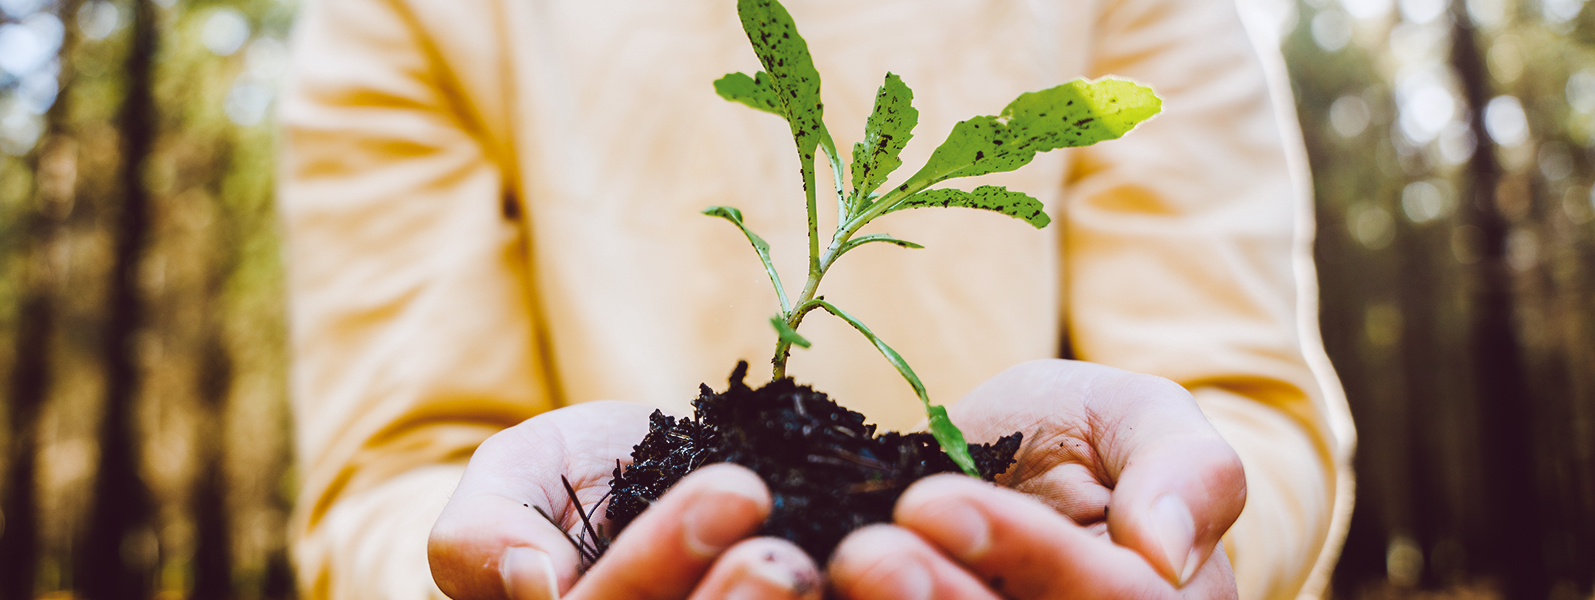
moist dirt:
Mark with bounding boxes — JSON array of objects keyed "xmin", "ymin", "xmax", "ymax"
[{"xmin": 601, "ymin": 361, "xmax": 1022, "ymax": 563}]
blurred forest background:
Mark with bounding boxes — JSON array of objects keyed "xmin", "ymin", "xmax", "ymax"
[{"xmin": 0, "ymin": 0, "xmax": 1590, "ymax": 599}]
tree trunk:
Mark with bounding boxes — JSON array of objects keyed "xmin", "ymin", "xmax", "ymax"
[
  {"xmin": 189, "ymin": 332, "xmax": 234, "ymax": 600},
  {"xmin": 3, "ymin": 243, "xmax": 52, "ymax": 600},
  {"xmin": 1447, "ymin": 3, "xmax": 1545, "ymax": 597},
  {"xmin": 2, "ymin": 3, "xmax": 83, "ymax": 596},
  {"xmin": 190, "ymin": 150, "xmax": 239, "ymax": 600},
  {"xmin": 1396, "ymin": 217, "xmax": 1449, "ymax": 588},
  {"xmin": 78, "ymin": 0, "xmax": 160, "ymax": 597}
]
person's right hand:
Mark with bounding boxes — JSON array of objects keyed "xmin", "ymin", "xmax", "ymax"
[{"xmin": 428, "ymin": 401, "xmax": 822, "ymax": 600}]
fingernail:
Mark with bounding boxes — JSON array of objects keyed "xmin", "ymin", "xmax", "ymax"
[
  {"xmin": 683, "ymin": 478, "xmax": 768, "ymax": 558},
  {"xmin": 921, "ymin": 499, "xmax": 991, "ymax": 562},
  {"xmin": 725, "ymin": 558, "xmax": 801, "ymax": 600},
  {"xmin": 1180, "ymin": 546, "xmax": 1203, "ymax": 585},
  {"xmin": 501, "ymin": 547, "xmax": 558, "ymax": 600},
  {"xmin": 1151, "ymin": 494, "xmax": 1196, "ymax": 586}
]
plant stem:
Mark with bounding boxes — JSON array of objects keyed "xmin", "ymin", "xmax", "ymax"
[
  {"xmin": 772, "ymin": 132, "xmax": 851, "ymax": 380},
  {"xmin": 769, "ymin": 193, "xmax": 870, "ymax": 378},
  {"xmin": 772, "ymin": 298, "xmax": 825, "ymax": 379},
  {"xmin": 819, "ymin": 131, "xmax": 848, "ymax": 222},
  {"xmin": 768, "ymin": 135, "xmax": 928, "ymax": 380}
]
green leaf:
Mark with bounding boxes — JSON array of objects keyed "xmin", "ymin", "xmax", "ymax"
[
  {"xmin": 850, "ymin": 73, "xmax": 918, "ymax": 205},
  {"xmin": 845, "ymin": 233, "xmax": 924, "ymax": 250},
  {"xmin": 811, "ymin": 299, "xmax": 979, "ymax": 476},
  {"xmin": 900, "ymin": 78, "xmax": 1161, "ymax": 188},
  {"xmin": 926, "ymin": 405, "xmax": 978, "ymax": 477},
  {"xmin": 769, "ymin": 316, "xmax": 811, "ymax": 348},
  {"xmin": 714, "ymin": 71, "xmax": 782, "ymax": 116},
  {"xmin": 887, "ymin": 185, "xmax": 1051, "ymax": 228},
  {"xmin": 702, "ymin": 206, "xmax": 791, "ymax": 312},
  {"xmin": 736, "ymin": 0, "xmax": 826, "ymax": 158},
  {"xmin": 833, "ymin": 233, "xmax": 924, "ymax": 262}
]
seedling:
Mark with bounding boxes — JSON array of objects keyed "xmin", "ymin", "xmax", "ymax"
[
  {"xmin": 595, "ymin": 0, "xmax": 1163, "ymax": 565},
  {"xmin": 705, "ymin": 0, "xmax": 1161, "ymax": 475}
]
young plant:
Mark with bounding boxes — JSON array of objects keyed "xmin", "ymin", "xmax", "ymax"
[{"xmin": 705, "ymin": 0, "xmax": 1161, "ymax": 476}]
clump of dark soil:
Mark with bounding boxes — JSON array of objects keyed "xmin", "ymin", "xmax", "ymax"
[{"xmin": 603, "ymin": 361, "xmax": 1022, "ymax": 563}]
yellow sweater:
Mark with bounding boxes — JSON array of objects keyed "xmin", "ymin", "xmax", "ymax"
[{"xmin": 278, "ymin": 0, "xmax": 1355, "ymax": 598}]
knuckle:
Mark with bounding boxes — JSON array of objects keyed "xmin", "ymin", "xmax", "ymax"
[
  {"xmin": 1214, "ymin": 446, "xmax": 1247, "ymax": 507},
  {"xmin": 1187, "ymin": 436, "xmax": 1245, "ymax": 485}
]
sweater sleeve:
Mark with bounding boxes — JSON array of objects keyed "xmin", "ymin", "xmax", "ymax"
[
  {"xmin": 1065, "ymin": 0, "xmax": 1356, "ymax": 597},
  {"xmin": 278, "ymin": 0, "xmax": 555, "ymax": 597}
]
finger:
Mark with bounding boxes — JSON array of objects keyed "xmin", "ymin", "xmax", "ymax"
[
  {"xmin": 687, "ymin": 537, "xmax": 822, "ymax": 600},
  {"xmin": 942, "ymin": 360, "xmax": 1117, "ymax": 523},
  {"xmin": 430, "ymin": 491, "xmax": 578, "ymax": 600},
  {"xmin": 500, "ymin": 545, "xmax": 563, "ymax": 600},
  {"xmin": 568, "ymin": 463, "xmax": 771, "ymax": 600},
  {"xmin": 1002, "ymin": 451, "xmax": 1113, "ymax": 524},
  {"xmin": 428, "ymin": 401, "xmax": 659, "ymax": 600},
  {"xmin": 894, "ymin": 475, "xmax": 1183, "ymax": 600},
  {"xmin": 1092, "ymin": 376, "xmax": 1246, "ymax": 586},
  {"xmin": 828, "ymin": 525, "xmax": 999, "ymax": 600}
]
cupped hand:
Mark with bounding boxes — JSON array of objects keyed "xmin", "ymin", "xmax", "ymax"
[
  {"xmin": 428, "ymin": 401, "xmax": 821, "ymax": 600},
  {"xmin": 830, "ymin": 359, "xmax": 1245, "ymax": 599}
]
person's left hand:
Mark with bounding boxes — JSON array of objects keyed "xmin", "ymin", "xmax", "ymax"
[{"xmin": 827, "ymin": 359, "xmax": 1246, "ymax": 599}]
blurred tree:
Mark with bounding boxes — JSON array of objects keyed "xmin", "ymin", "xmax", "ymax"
[
  {"xmin": 1446, "ymin": 1, "xmax": 1545, "ymax": 596},
  {"xmin": 2, "ymin": 75, "xmax": 69, "ymax": 600},
  {"xmin": 1282, "ymin": 0, "xmax": 1595, "ymax": 596},
  {"xmin": 1, "ymin": 2, "xmax": 81, "ymax": 599},
  {"xmin": 78, "ymin": 0, "xmax": 160, "ymax": 597},
  {"xmin": 190, "ymin": 140, "xmax": 238, "ymax": 600}
]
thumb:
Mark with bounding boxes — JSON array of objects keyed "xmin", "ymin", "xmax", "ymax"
[
  {"xmin": 1100, "ymin": 379, "xmax": 1246, "ymax": 587},
  {"xmin": 428, "ymin": 401, "xmax": 659, "ymax": 599},
  {"xmin": 428, "ymin": 486, "xmax": 588, "ymax": 600},
  {"xmin": 428, "ymin": 444, "xmax": 592, "ymax": 600}
]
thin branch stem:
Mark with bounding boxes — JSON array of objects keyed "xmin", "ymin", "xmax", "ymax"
[
  {"xmin": 766, "ymin": 111, "xmax": 937, "ymax": 382},
  {"xmin": 819, "ymin": 130, "xmax": 848, "ymax": 222},
  {"xmin": 772, "ymin": 131, "xmax": 851, "ymax": 380},
  {"xmin": 772, "ymin": 298, "xmax": 826, "ymax": 379}
]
